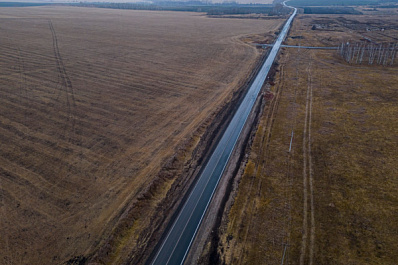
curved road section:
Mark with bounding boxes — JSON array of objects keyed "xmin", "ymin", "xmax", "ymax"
[{"xmin": 149, "ymin": 4, "xmax": 297, "ymax": 265}]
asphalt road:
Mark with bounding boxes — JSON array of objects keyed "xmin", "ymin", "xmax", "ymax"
[
  {"xmin": 149, "ymin": 5, "xmax": 297, "ymax": 265},
  {"xmin": 258, "ymin": 44, "xmax": 339, "ymax": 50}
]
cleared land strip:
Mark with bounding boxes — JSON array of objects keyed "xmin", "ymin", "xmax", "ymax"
[
  {"xmin": 48, "ymin": 19, "xmax": 77, "ymax": 143},
  {"xmin": 299, "ymin": 56, "xmax": 315, "ymax": 265}
]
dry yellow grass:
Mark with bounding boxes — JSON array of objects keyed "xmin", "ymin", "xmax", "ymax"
[
  {"xmin": 0, "ymin": 6, "xmax": 284, "ymax": 264},
  {"xmin": 217, "ymin": 13, "xmax": 398, "ymax": 265}
]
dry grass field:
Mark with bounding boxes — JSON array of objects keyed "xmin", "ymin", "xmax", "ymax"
[
  {"xmin": 216, "ymin": 13, "xmax": 398, "ymax": 265},
  {"xmin": 0, "ymin": 6, "xmax": 284, "ymax": 265}
]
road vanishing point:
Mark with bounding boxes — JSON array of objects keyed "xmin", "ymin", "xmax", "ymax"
[{"xmin": 149, "ymin": 4, "xmax": 297, "ymax": 265}]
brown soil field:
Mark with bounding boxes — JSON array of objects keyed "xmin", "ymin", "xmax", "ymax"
[
  {"xmin": 0, "ymin": 6, "xmax": 285, "ymax": 265},
  {"xmin": 215, "ymin": 13, "xmax": 398, "ymax": 265}
]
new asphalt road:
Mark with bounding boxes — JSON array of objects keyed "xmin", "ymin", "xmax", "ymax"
[{"xmin": 149, "ymin": 4, "xmax": 297, "ymax": 265}]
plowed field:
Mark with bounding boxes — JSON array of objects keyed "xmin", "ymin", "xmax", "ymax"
[{"xmin": 0, "ymin": 6, "xmax": 284, "ymax": 264}]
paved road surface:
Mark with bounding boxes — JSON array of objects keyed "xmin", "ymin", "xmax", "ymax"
[
  {"xmin": 258, "ymin": 44, "xmax": 339, "ymax": 50},
  {"xmin": 149, "ymin": 4, "xmax": 297, "ymax": 265}
]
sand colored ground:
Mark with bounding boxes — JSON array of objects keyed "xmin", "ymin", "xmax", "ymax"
[{"xmin": 0, "ymin": 6, "xmax": 284, "ymax": 264}]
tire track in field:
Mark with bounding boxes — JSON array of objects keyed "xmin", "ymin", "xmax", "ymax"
[
  {"xmin": 48, "ymin": 20, "xmax": 76, "ymax": 140},
  {"xmin": 48, "ymin": 20, "xmax": 82, "ymax": 191},
  {"xmin": 259, "ymin": 59, "xmax": 288, "ymax": 171},
  {"xmin": 255, "ymin": 59, "xmax": 287, "ymax": 264},
  {"xmin": 299, "ymin": 54, "xmax": 315, "ymax": 265},
  {"xmin": 308, "ymin": 55, "xmax": 315, "ymax": 265}
]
